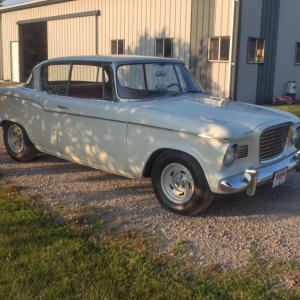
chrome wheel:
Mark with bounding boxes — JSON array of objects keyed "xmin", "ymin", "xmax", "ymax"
[
  {"xmin": 161, "ymin": 163, "xmax": 194, "ymax": 204},
  {"xmin": 7, "ymin": 124, "xmax": 24, "ymax": 153},
  {"xmin": 3, "ymin": 122, "xmax": 37, "ymax": 162},
  {"xmin": 152, "ymin": 150, "xmax": 214, "ymax": 215}
]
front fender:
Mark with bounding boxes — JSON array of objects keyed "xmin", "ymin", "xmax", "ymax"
[{"xmin": 126, "ymin": 123, "xmax": 227, "ymax": 192}]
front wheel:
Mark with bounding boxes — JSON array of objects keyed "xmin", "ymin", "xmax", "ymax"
[
  {"xmin": 151, "ymin": 150, "xmax": 214, "ymax": 215},
  {"xmin": 3, "ymin": 122, "xmax": 37, "ymax": 162}
]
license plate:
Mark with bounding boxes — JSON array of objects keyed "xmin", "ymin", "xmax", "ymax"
[{"xmin": 272, "ymin": 168, "xmax": 288, "ymax": 188}]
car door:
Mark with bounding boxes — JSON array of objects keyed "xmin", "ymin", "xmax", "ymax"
[
  {"xmin": 57, "ymin": 99, "xmax": 129, "ymax": 175},
  {"xmin": 55, "ymin": 63, "xmax": 130, "ymax": 176},
  {"xmin": 29, "ymin": 63, "xmax": 71, "ymax": 154}
]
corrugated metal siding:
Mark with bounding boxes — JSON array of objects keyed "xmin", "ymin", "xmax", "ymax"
[
  {"xmin": 1, "ymin": 0, "xmax": 192, "ymax": 81},
  {"xmin": 236, "ymin": 0, "xmax": 263, "ymax": 104},
  {"xmin": 190, "ymin": 0, "xmax": 215, "ymax": 91},
  {"xmin": 274, "ymin": 0, "xmax": 300, "ymax": 100},
  {"xmin": 190, "ymin": 0, "xmax": 233, "ymax": 98},
  {"xmin": 0, "ymin": 14, "xmax": 3, "ymax": 79},
  {"xmin": 256, "ymin": 0, "xmax": 280, "ymax": 104},
  {"xmin": 99, "ymin": 0, "xmax": 191, "ymax": 60},
  {"xmin": 48, "ymin": 16, "xmax": 95, "ymax": 58}
]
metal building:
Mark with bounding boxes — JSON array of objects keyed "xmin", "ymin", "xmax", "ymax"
[{"xmin": 0, "ymin": 0, "xmax": 299, "ymax": 103}]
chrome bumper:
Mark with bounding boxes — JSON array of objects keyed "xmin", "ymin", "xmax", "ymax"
[{"xmin": 219, "ymin": 151, "xmax": 300, "ymax": 196}]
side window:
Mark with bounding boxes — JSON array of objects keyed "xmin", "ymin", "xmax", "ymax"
[
  {"xmin": 208, "ymin": 37, "xmax": 230, "ymax": 61},
  {"xmin": 295, "ymin": 42, "xmax": 300, "ymax": 65},
  {"xmin": 68, "ymin": 64, "xmax": 113, "ymax": 100},
  {"xmin": 247, "ymin": 38, "xmax": 265, "ymax": 63},
  {"xmin": 111, "ymin": 40, "xmax": 125, "ymax": 55},
  {"xmin": 155, "ymin": 38, "xmax": 173, "ymax": 58},
  {"xmin": 41, "ymin": 64, "xmax": 70, "ymax": 95},
  {"xmin": 71, "ymin": 65, "xmax": 101, "ymax": 82}
]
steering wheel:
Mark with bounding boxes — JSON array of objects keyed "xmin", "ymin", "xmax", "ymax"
[{"xmin": 167, "ymin": 83, "xmax": 181, "ymax": 91}]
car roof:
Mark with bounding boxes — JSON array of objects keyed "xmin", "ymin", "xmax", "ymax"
[{"xmin": 38, "ymin": 55, "xmax": 183, "ymax": 66}]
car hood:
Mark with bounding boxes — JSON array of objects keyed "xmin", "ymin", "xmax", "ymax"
[{"xmin": 128, "ymin": 95, "xmax": 298, "ymax": 139}]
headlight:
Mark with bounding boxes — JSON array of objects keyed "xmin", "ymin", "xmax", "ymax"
[
  {"xmin": 291, "ymin": 125, "xmax": 300, "ymax": 144},
  {"xmin": 223, "ymin": 143, "xmax": 238, "ymax": 166}
]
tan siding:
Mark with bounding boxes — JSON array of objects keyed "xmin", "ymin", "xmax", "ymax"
[
  {"xmin": 48, "ymin": 16, "xmax": 95, "ymax": 58},
  {"xmin": 0, "ymin": 15, "xmax": 2, "ymax": 79},
  {"xmin": 1, "ymin": 0, "xmax": 192, "ymax": 80},
  {"xmin": 221, "ymin": 0, "xmax": 230, "ymax": 36},
  {"xmin": 209, "ymin": 0, "xmax": 233, "ymax": 98},
  {"xmin": 214, "ymin": 0, "xmax": 223, "ymax": 36}
]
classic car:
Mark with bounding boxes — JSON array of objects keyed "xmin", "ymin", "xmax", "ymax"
[{"xmin": 1, "ymin": 55, "xmax": 300, "ymax": 215}]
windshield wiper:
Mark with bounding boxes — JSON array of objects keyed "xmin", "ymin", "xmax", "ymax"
[{"xmin": 185, "ymin": 89, "xmax": 203, "ymax": 93}]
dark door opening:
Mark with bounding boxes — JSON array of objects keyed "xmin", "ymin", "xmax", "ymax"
[{"xmin": 19, "ymin": 22, "xmax": 48, "ymax": 82}]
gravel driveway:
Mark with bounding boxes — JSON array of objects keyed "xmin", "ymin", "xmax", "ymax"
[{"xmin": 1, "ymin": 132, "xmax": 300, "ymax": 269}]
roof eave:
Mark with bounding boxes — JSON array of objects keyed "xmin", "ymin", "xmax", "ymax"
[{"xmin": 0, "ymin": 0, "xmax": 74, "ymax": 13}]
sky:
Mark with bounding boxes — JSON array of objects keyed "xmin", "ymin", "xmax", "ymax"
[{"xmin": 3, "ymin": 0, "xmax": 29, "ymax": 5}]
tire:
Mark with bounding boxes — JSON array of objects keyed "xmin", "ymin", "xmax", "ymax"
[
  {"xmin": 151, "ymin": 150, "xmax": 214, "ymax": 216},
  {"xmin": 3, "ymin": 122, "xmax": 37, "ymax": 162}
]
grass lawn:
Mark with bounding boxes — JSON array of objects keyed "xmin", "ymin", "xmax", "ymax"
[
  {"xmin": 0, "ymin": 86, "xmax": 299, "ymax": 298},
  {"xmin": 0, "ymin": 182, "xmax": 300, "ymax": 300},
  {"xmin": 268, "ymin": 101, "xmax": 300, "ymax": 116}
]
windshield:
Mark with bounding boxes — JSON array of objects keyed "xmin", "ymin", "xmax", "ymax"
[{"xmin": 116, "ymin": 62, "xmax": 204, "ymax": 99}]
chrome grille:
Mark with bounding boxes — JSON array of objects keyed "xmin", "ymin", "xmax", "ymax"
[{"xmin": 260, "ymin": 123, "xmax": 291, "ymax": 161}]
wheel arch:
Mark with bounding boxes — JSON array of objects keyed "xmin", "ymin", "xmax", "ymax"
[
  {"xmin": 143, "ymin": 148, "xmax": 169, "ymax": 177},
  {"xmin": 2, "ymin": 120, "xmax": 37, "ymax": 162},
  {"xmin": 142, "ymin": 146, "xmax": 210, "ymax": 184},
  {"xmin": 150, "ymin": 148, "xmax": 214, "ymax": 215},
  {"xmin": 1, "ymin": 119, "xmax": 36, "ymax": 146},
  {"xmin": 1, "ymin": 118, "xmax": 26, "ymax": 128},
  {"xmin": 0, "ymin": 120, "xmax": 8, "ymax": 128}
]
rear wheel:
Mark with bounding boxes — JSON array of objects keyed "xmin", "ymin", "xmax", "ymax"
[
  {"xmin": 3, "ymin": 122, "xmax": 37, "ymax": 162},
  {"xmin": 151, "ymin": 150, "xmax": 214, "ymax": 215}
]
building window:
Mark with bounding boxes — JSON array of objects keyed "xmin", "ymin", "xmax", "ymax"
[
  {"xmin": 155, "ymin": 38, "xmax": 173, "ymax": 58},
  {"xmin": 295, "ymin": 43, "xmax": 300, "ymax": 64},
  {"xmin": 208, "ymin": 37, "xmax": 230, "ymax": 61},
  {"xmin": 111, "ymin": 40, "xmax": 125, "ymax": 55},
  {"xmin": 248, "ymin": 38, "xmax": 265, "ymax": 63}
]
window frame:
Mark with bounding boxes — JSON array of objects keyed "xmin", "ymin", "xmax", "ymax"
[
  {"xmin": 208, "ymin": 36, "xmax": 230, "ymax": 62},
  {"xmin": 111, "ymin": 39, "xmax": 125, "ymax": 55},
  {"xmin": 155, "ymin": 38, "xmax": 174, "ymax": 58},
  {"xmin": 295, "ymin": 42, "xmax": 300, "ymax": 65},
  {"xmin": 247, "ymin": 37, "xmax": 265, "ymax": 64},
  {"xmin": 116, "ymin": 62, "xmax": 203, "ymax": 100},
  {"xmin": 40, "ymin": 62, "xmax": 114, "ymax": 100}
]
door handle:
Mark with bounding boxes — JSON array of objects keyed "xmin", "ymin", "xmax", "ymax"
[{"xmin": 57, "ymin": 106, "xmax": 69, "ymax": 110}]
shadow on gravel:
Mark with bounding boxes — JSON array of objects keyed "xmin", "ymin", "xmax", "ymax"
[
  {"xmin": 1, "ymin": 154, "xmax": 137, "ymax": 187},
  {"xmin": 201, "ymin": 173, "xmax": 300, "ymax": 218},
  {"xmin": 1, "ymin": 154, "xmax": 95, "ymax": 175},
  {"xmin": 2, "ymin": 151, "xmax": 300, "ymax": 218}
]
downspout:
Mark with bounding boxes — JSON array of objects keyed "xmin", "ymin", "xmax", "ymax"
[
  {"xmin": 227, "ymin": 0, "xmax": 236, "ymax": 99},
  {"xmin": 94, "ymin": 14, "xmax": 98, "ymax": 55}
]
